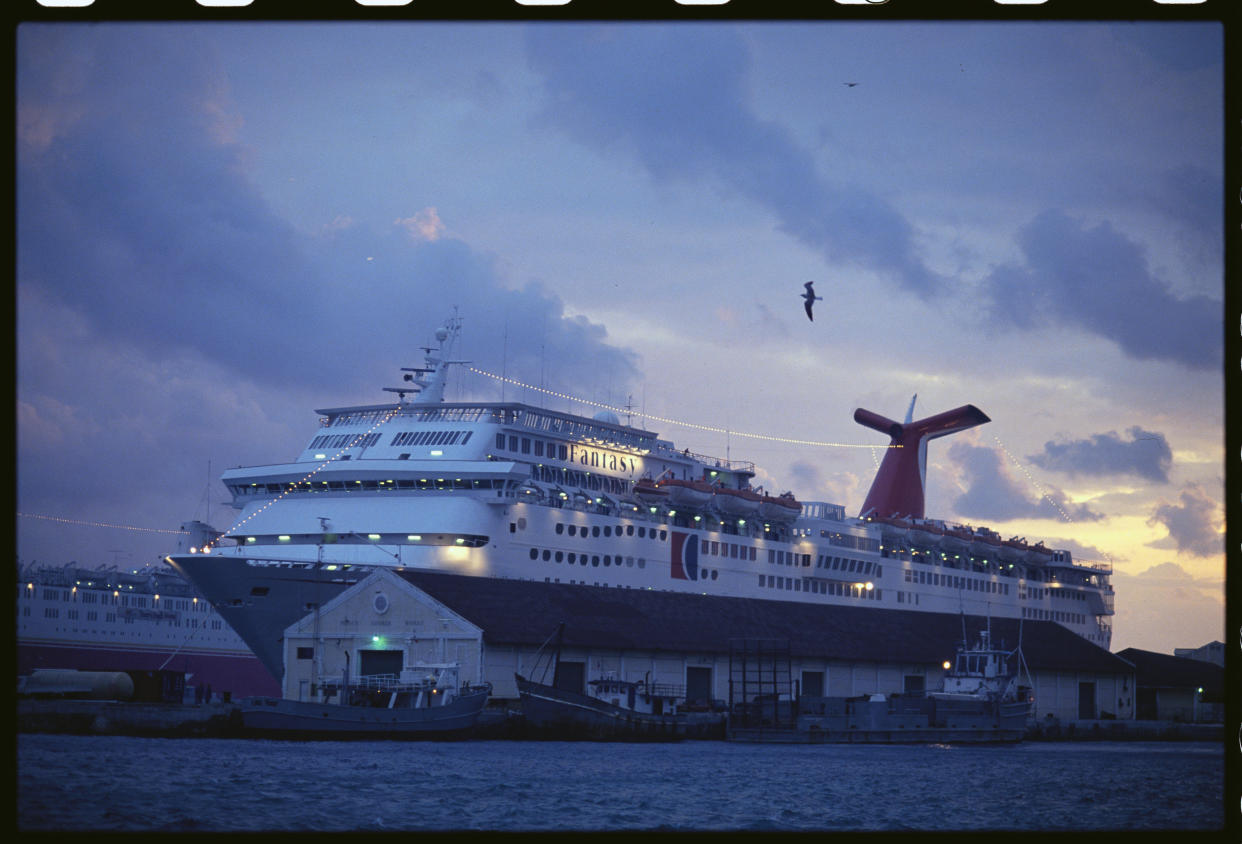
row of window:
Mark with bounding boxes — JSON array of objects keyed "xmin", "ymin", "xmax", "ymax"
[
  {"xmin": 758, "ymin": 574, "xmax": 882, "ymax": 599},
  {"xmin": 530, "ymin": 464, "xmax": 632, "ymax": 496},
  {"xmin": 708, "ymin": 541, "xmax": 758, "ymax": 562},
  {"xmin": 30, "ymin": 606, "xmax": 224, "ymax": 628},
  {"xmin": 498, "ymin": 433, "xmax": 569, "ymax": 460},
  {"xmin": 235, "ymin": 478, "xmax": 507, "ymax": 496},
  {"xmin": 389, "ymin": 429, "xmax": 474, "ymax": 447},
  {"xmin": 21, "ymin": 588, "xmax": 206, "ymax": 610},
  {"xmin": 903, "ymin": 568, "xmax": 1011, "ymax": 596},
  {"xmin": 527, "ymin": 546, "xmax": 653, "ymax": 571},
  {"xmin": 309, "ymin": 432, "xmax": 383, "ymax": 450},
  {"xmin": 551, "ymin": 522, "xmax": 669, "ymax": 541},
  {"xmin": 896, "ymin": 591, "xmax": 920, "ymax": 605},
  {"xmin": 816, "ymin": 555, "xmax": 881, "ymax": 578},
  {"xmin": 1023, "ymin": 607, "xmax": 1087, "ymax": 625}
]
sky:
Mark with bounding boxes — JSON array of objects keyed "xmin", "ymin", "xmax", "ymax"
[{"xmin": 15, "ymin": 20, "xmax": 1226, "ymax": 655}]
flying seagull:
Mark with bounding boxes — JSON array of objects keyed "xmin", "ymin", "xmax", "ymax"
[
  {"xmin": 844, "ymin": 82, "xmax": 859, "ymax": 87},
  {"xmin": 802, "ymin": 281, "xmax": 823, "ymax": 321}
]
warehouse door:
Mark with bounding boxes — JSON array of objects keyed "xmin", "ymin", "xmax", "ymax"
[
  {"xmin": 1078, "ymin": 681, "xmax": 1096, "ymax": 719},
  {"xmin": 686, "ymin": 666, "xmax": 713, "ymax": 707}
]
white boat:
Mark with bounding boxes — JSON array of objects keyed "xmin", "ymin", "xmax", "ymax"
[
  {"xmin": 166, "ymin": 315, "xmax": 1116, "ymax": 685},
  {"xmin": 17, "ymin": 560, "xmax": 277, "ymax": 699}
]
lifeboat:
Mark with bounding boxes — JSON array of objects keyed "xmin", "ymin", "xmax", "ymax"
[
  {"xmin": 656, "ymin": 478, "xmax": 714, "ymax": 508},
  {"xmin": 632, "ymin": 477, "xmax": 669, "ymax": 505},
  {"xmin": 713, "ymin": 486, "xmax": 762, "ymax": 516},
  {"xmin": 907, "ymin": 519, "xmax": 944, "ymax": 548},
  {"xmin": 759, "ymin": 491, "xmax": 802, "ymax": 522}
]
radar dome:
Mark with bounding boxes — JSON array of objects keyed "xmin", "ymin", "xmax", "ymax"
[{"xmin": 593, "ymin": 410, "xmax": 621, "ymax": 426}]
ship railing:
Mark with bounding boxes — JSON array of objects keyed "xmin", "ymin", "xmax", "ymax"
[{"xmin": 1071, "ymin": 558, "xmax": 1112, "ymax": 574}]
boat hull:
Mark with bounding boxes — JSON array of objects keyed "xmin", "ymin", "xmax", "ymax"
[
  {"xmin": 765, "ymin": 693, "xmax": 1028, "ymax": 744},
  {"xmin": 237, "ymin": 688, "xmax": 490, "ymax": 739},
  {"xmin": 515, "ymin": 674, "xmax": 725, "ymax": 741}
]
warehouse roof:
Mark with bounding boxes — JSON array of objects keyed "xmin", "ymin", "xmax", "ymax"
[
  {"xmin": 396, "ymin": 571, "xmax": 1132, "ymax": 675},
  {"xmin": 1115, "ymin": 647, "xmax": 1224, "ymax": 696}
]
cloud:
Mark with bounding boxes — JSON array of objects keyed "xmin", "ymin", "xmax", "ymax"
[
  {"xmin": 524, "ymin": 25, "xmax": 943, "ymax": 297},
  {"xmin": 395, "ymin": 207, "xmax": 446, "ymax": 242},
  {"xmin": 947, "ymin": 441, "xmax": 1103, "ymax": 523},
  {"xmin": 1146, "ymin": 483, "xmax": 1222, "ymax": 557},
  {"xmin": 1027, "ymin": 426, "xmax": 1172, "ymax": 482},
  {"xmin": 1109, "ymin": 561, "xmax": 1223, "ymax": 652},
  {"xmin": 16, "ymin": 25, "xmax": 640, "ymax": 400},
  {"xmin": 981, "ymin": 209, "xmax": 1220, "ymax": 370}
]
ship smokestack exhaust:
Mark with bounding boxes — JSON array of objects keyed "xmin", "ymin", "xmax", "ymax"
[{"xmin": 855, "ymin": 400, "xmax": 990, "ymax": 520}]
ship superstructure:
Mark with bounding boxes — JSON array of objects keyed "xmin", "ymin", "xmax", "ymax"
[{"xmin": 168, "ymin": 316, "xmax": 1115, "ymax": 681}]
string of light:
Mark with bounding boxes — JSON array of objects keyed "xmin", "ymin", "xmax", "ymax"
[
  {"xmin": 204, "ymin": 405, "xmax": 403, "ymax": 551},
  {"xmin": 18, "ymin": 512, "xmax": 188, "ymax": 535},
  {"xmin": 992, "ymin": 434, "xmax": 1074, "ymax": 524},
  {"xmin": 466, "ymin": 366, "xmax": 899, "ymax": 450}
]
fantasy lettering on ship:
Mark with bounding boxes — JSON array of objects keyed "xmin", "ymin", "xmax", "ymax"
[
  {"xmin": 565, "ymin": 444, "xmax": 638, "ymax": 475},
  {"xmin": 166, "ymin": 315, "xmax": 1116, "ymax": 684}
]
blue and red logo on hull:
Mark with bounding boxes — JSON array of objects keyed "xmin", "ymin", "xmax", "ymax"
[{"xmin": 670, "ymin": 531, "xmax": 699, "ymax": 581}]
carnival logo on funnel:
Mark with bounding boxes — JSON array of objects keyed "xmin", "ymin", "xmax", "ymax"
[{"xmin": 670, "ymin": 531, "xmax": 699, "ymax": 581}]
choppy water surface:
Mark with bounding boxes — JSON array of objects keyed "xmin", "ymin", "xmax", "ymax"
[{"xmin": 17, "ymin": 735, "xmax": 1223, "ymax": 831}]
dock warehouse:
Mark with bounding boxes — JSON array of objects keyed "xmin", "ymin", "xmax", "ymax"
[{"xmin": 277, "ymin": 569, "xmax": 1136, "ymax": 723}]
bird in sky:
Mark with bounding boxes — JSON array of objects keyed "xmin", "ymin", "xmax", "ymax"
[
  {"xmin": 802, "ymin": 281, "xmax": 823, "ymax": 321},
  {"xmin": 844, "ymin": 82, "xmax": 859, "ymax": 87}
]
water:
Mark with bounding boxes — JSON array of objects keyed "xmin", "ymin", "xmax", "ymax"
[{"xmin": 18, "ymin": 735, "xmax": 1223, "ymax": 832}]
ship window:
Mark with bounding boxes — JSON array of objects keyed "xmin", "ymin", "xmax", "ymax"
[
  {"xmin": 626, "ymin": 525, "xmax": 634, "ymax": 536},
  {"xmin": 529, "ymin": 548, "xmax": 538, "ymax": 560},
  {"xmin": 638, "ymin": 527, "xmax": 646, "ymax": 538},
  {"xmin": 638, "ymin": 559, "xmax": 645, "ymax": 568},
  {"xmin": 556, "ymin": 523, "xmax": 564, "ymax": 535},
  {"xmin": 555, "ymin": 551, "xmax": 563, "ymax": 562},
  {"xmin": 534, "ymin": 441, "xmax": 544, "ymax": 457},
  {"xmin": 568, "ymin": 553, "xmax": 576, "ymax": 564},
  {"xmin": 660, "ymin": 530, "xmax": 667, "ymax": 541},
  {"xmin": 542, "ymin": 550, "xmax": 551, "ymax": 561},
  {"xmin": 297, "ymin": 647, "xmax": 314, "ymax": 660},
  {"xmin": 509, "ymin": 436, "xmax": 518, "ymax": 451},
  {"xmin": 591, "ymin": 556, "xmax": 600, "ymax": 567},
  {"xmin": 592, "ymin": 526, "xmax": 600, "ymax": 538},
  {"xmin": 521, "ymin": 438, "xmax": 531, "ymax": 454}
]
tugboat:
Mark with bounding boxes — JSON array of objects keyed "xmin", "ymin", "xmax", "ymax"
[
  {"xmin": 514, "ymin": 624, "xmax": 726, "ymax": 741},
  {"xmin": 734, "ymin": 626, "xmax": 1033, "ymax": 744},
  {"xmin": 237, "ymin": 663, "xmax": 490, "ymax": 740}
]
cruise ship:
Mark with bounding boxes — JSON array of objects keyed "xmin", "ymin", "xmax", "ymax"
[
  {"xmin": 17, "ymin": 558, "xmax": 279, "ymax": 698},
  {"xmin": 167, "ymin": 316, "xmax": 1115, "ymax": 682}
]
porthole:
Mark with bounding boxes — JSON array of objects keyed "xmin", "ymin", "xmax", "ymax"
[
  {"xmin": 592, "ymin": 526, "xmax": 601, "ymax": 538},
  {"xmin": 604, "ymin": 556, "xmax": 611, "ymax": 566},
  {"xmin": 638, "ymin": 558, "xmax": 646, "ymax": 569},
  {"xmin": 626, "ymin": 525, "xmax": 634, "ymax": 536},
  {"xmin": 556, "ymin": 523, "xmax": 565, "ymax": 535},
  {"xmin": 373, "ymin": 593, "xmax": 390, "ymax": 615},
  {"xmin": 638, "ymin": 527, "xmax": 646, "ymax": 538},
  {"xmin": 555, "ymin": 551, "xmax": 563, "ymax": 563},
  {"xmin": 542, "ymin": 549, "xmax": 551, "ymax": 561},
  {"xmin": 568, "ymin": 553, "xmax": 577, "ymax": 564},
  {"xmin": 529, "ymin": 548, "xmax": 538, "ymax": 560},
  {"xmin": 592, "ymin": 556, "xmax": 600, "ymax": 567},
  {"xmin": 568, "ymin": 525, "xmax": 577, "ymax": 536}
]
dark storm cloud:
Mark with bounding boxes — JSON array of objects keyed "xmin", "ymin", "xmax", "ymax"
[
  {"xmin": 981, "ymin": 209, "xmax": 1220, "ymax": 370},
  {"xmin": 17, "ymin": 25, "xmax": 640, "ymax": 398},
  {"xmin": 947, "ymin": 441, "xmax": 1102, "ymax": 523},
  {"xmin": 524, "ymin": 25, "xmax": 943, "ymax": 298},
  {"xmin": 1027, "ymin": 427, "xmax": 1172, "ymax": 483},
  {"xmin": 1147, "ymin": 484, "xmax": 1222, "ymax": 557}
]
